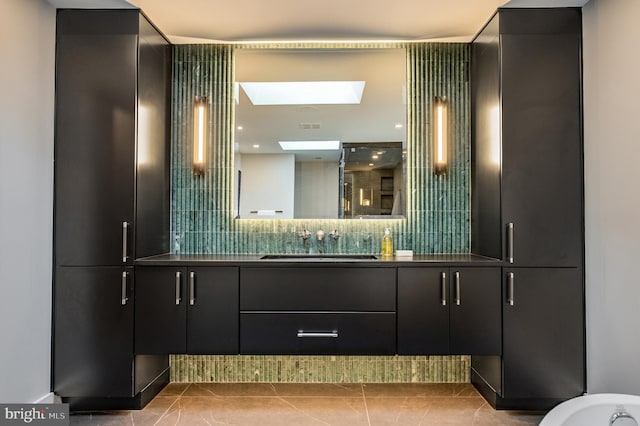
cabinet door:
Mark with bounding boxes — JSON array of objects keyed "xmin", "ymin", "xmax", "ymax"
[
  {"xmin": 449, "ymin": 268, "xmax": 501, "ymax": 355},
  {"xmin": 187, "ymin": 267, "xmax": 239, "ymax": 354},
  {"xmin": 54, "ymin": 267, "xmax": 134, "ymax": 397},
  {"xmin": 501, "ymin": 33, "xmax": 583, "ymax": 267},
  {"xmin": 54, "ymin": 27, "xmax": 137, "ymax": 266},
  {"xmin": 397, "ymin": 268, "xmax": 449, "ymax": 354},
  {"xmin": 135, "ymin": 267, "xmax": 187, "ymax": 354},
  {"xmin": 502, "ymin": 268, "xmax": 584, "ymax": 399}
]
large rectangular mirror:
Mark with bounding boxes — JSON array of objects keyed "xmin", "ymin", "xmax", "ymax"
[{"xmin": 234, "ymin": 47, "xmax": 406, "ymax": 219}]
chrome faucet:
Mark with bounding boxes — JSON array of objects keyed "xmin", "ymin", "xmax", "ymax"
[
  {"xmin": 329, "ymin": 229, "xmax": 340, "ymax": 241},
  {"xmin": 298, "ymin": 229, "xmax": 311, "ymax": 241}
]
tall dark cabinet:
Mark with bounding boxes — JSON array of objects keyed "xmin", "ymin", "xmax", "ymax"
[
  {"xmin": 53, "ymin": 10, "xmax": 171, "ymax": 410},
  {"xmin": 471, "ymin": 8, "xmax": 585, "ymax": 410}
]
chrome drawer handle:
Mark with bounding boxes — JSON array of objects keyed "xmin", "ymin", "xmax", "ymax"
[
  {"xmin": 297, "ymin": 331, "xmax": 338, "ymax": 338},
  {"xmin": 441, "ymin": 271, "xmax": 447, "ymax": 306}
]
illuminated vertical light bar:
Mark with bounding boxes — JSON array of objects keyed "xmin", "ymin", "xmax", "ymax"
[
  {"xmin": 193, "ymin": 96, "xmax": 207, "ymax": 176},
  {"xmin": 433, "ymin": 96, "xmax": 448, "ymax": 175}
]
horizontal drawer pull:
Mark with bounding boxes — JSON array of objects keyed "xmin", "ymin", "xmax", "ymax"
[{"xmin": 297, "ymin": 331, "xmax": 338, "ymax": 338}]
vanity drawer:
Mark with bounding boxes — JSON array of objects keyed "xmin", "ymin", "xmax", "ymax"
[
  {"xmin": 240, "ymin": 312, "xmax": 396, "ymax": 355},
  {"xmin": 240, "ymin": 267, "xmax": 396, "ymax": 311}
]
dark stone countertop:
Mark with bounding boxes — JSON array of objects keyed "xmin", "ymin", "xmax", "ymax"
[{"xmin": 135, "ymin": 253, "xmax": 502, "ymax": 267}]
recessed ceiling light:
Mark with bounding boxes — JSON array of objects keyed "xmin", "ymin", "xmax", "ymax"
[
  {"xmin": 279, "ymin": 140, "xmax": 341, "ymax": 151},
  {"xmin": 237, "ymin": 125, "xmax": 244, "ymax": 130},
  {"xmin": 252, "ymin": 144, "xmax": 260, "ymax": 148},
  {"xmin": 377, "ymin": 151, "xmax": 384, "ymax": 155},
  {"xmin": 240, "ymin": 81, "xmax": 366, "ymax": 105},
  {"xmin": 372, "ymin": 155, "xmax": 379, "ymax": 159},
  {"xmin": 369, "ymin": 163, "xmax": 374, "ymax": 166},
  {"xmin": 395, "ymin": 123, "xmax": 404, "ymax": 129}
]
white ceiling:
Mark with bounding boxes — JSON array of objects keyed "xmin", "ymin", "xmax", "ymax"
[
  {"xmin": 127, "ymin": 0, "xmax": 507, "ymax": 43},
  {"xmin": 47, "ymin": 0, "xmax": 591, "ymax": 43}
]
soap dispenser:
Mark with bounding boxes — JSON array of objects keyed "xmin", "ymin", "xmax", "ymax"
[{"xmin": 381, "ymin": 228, "xmax": 393, "ymax": 257}]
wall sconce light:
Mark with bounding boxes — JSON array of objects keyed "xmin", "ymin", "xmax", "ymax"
[
  {"xmin": 193, "ymin": 96, "xmax": 208, "ymax": 176},
  {"xmin": 433, "ymin": 96, "xmax": 448, "ymax": 176}
]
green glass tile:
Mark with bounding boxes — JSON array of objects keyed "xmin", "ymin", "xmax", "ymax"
[{"xmin": 169, "ymin": 355, "xmax": 470, "ymax": 384}]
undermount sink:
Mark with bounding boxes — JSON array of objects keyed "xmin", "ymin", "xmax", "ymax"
[{"xmin": 260, "ymin": 254, "xmax": 378, "ymax": 260}]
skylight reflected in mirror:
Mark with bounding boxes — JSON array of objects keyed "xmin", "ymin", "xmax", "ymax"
[
  {"xmin": 239, "ymin": 81, "xmax": 365, "ymax": 105},
  {"xmin": 279, "ymin": 140, "xmax": 341, "ymax": 151}
]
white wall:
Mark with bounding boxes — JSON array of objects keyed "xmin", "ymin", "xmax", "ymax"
[
  {"xmin": 294, "ymin": 161, "xmax": 340, "ymax": 219},
  {"xmin": 239, "ymin": 154, "xmax": 295, "ymax": 218},
  {"xmin": 583, "ymin": 0, "xmax": 640, "ymax": 395},
  {"xmin": 0, "ymin": 0, "xmax": 55, "ymax": 403}
]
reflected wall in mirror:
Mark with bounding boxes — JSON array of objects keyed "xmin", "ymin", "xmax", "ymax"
[
  {"xmin": 342, "ymin": 142, "xmax": 404, "ymax": 218},
  {"xmin": 234, "ymin": 48, "xmax": 406, "ymax": 219}
]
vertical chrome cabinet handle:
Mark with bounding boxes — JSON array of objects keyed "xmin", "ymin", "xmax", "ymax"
[
  {"xmin": 175, "ymin": 271, "xmax": 182, "ymax": 305},
  {"xmin": 507, "ymin": 222, "xmax": 514, "ymax": 264},
  {"xmin": 121, "ymin": 271, "xmax": 128, "ymax": 305},
  {"xmin": 507, "ymin": 272, "xmax": 515, "ymax": 306},
  {"xmin": 455, "ymin": 271, "xmax": 461, "ymax": 306},
  {"xmin": 122, "ymin": 222, "xmax": 129, "ymax": 263},
  {"xmin": 189, "ymin": 272, "xmax": 196, "ymax": 306},
  {"xmin": 440, "ymin": 272, "xmax": 447, "ymax": 306}
]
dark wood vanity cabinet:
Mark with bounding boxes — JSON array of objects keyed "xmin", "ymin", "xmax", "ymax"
[
  {"xmin": 54, "ymin": 12, "xmax": 137, "ymax": 267},
  {"xmin": 135, "ymin": 267, "xmax": 239, "ymax": 355},
  {"xmin": 471, "ymin": 8, "xmax": 585, "ymax": 409},
  {"xmin": 501, "ymin": 268, "xmax": 584, "ymax": 400},
  {"xmin": 54, "ymin": 267, "xmax": 134, "ymax": 398},
  {"xmin": 239, "ymin": 267, "xmax": 397, "ymax": 355},
  {"xmin": 471, "ymin": 8, "xmax": 583, "ymax": 268},
  {"xmin": 397, "ymin": 267, "xmax": 501, "ymax": 356},
  {"xmin": 500, "ymin": 27, "xmax": 583, "ymax": 268},
  {"xmin": 53, "ymin": 10, "xmax": 170, "ymax": 409}
]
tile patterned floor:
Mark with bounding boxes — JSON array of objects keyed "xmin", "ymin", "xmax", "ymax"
[{"xmin": 70, "ymin": 383, "xmax": 545, "ymax": 425}]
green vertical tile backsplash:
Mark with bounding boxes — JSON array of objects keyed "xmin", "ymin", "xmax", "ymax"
[
  {"xmin": 171, "ymin": 43, "xmax": 470, "ymax": 255},
  {"xmin": 170, "ymin": 43, "xmax": 471, "ymax": 384}
]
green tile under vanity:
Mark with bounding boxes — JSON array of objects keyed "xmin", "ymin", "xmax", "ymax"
[{"xmin": 170, "ymin": 355, "xmax": 470, "ymax": 384}]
